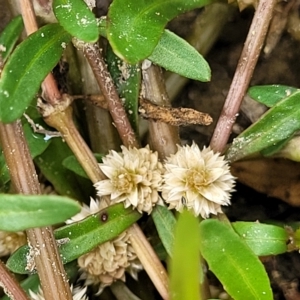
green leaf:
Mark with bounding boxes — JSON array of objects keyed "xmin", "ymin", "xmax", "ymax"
[
  {"xmin": 106, "ymin": 46, "xmax": 141, "ymax": 134},
  {"xmin": 149, "ymin": 30, "xmax": 211, "ymax": 81},
  {"xmin": 226, "ymin": 91, "xmax": 300, "ymax": 162},
  {"xmin": 152, "ymin": 205, "xmax": 176, "ymax": 257},
  {"xmin": 107, "ymin": 0, "xmax": 213, "ymax": 64},
  {"xmin": 0, "ymin": 24, "xmax": 71, "ymax": 123},
  {"xmin": 0, "ymin": 194, "xmax": 80, "ymax": 231},
  {"xmin": 248, "ymin": 85, "xmax": 298, "ymax": 107},
  {"xmin": 7, "ymin": 203, "xmax": 141, "ymax": 274},
  {"xmin": 232, "ymin": 222, "xmax": 288, "ymax": 256},
  {"xmin": 23, "ymin": 122, "xmax": 52, "ymax": 158},
  {"xmin": 35, "ymin": 138, "xmax": 93, "ymax": 202},
  {"xmin": 62, "ymin": 153, "xmax": 103, "ymax": 178},
  {"xmin": 53, "ymin": 0, "xmax": 98, "ymax": 42},
  {"xmin": 99, "ymin": 18, "xmax": 210, "ymax": 81},
  {"xmin": 199, "ymin": 219, "xmax": 272, "ymax": 300},
  {"xmin": 260, "ymin": 138, "xmax": 290, "ymax": 157},
  {"xmin": 0, "ymin": 152, "xmax": 10, "ymax": 193},
  {"xmin": 169, "ymin": 210, "xmax": 201, "ymax": 300},
  {"xmin": 0, "ymin": 15, "xmax": 23, "ymax": 63}
]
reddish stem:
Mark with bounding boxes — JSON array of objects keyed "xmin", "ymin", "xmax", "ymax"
[
  {"xmin": 78, "ymin": 42, "xmax": 139, "ymax": 148},
  {"xmin": 209, "ymin": 0, "xmax": 276, "ymax": 153}
]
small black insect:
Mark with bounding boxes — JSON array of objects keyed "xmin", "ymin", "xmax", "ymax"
[{"xmin": 100, "ymin": 212, "xmax": 108, "ymax": 222}]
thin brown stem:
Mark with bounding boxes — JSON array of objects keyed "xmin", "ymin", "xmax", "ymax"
[
  {"xmin": 14, "ymin": 1, "xmax": 73, "ymax": 298},
  {"xmin": 129, "ymin": 224, "xmax": 169, "ymax": 300},
  {"xmin": 209, "ymin": 0, "xmax": 276, "ymax": 153},
  {"xmin": 0, "ymin": 259, "xmax": 30, "ymax": 300},
  {"xmin": 0, "ymin": 121, "xmax": 72, "ymax": 300},
  {"xmin": 142, "ymin": 64, "xmax": 180, "ymax": 159},
  {"xmin": 20, "ymin": 0, "xmax": 62, "ymax": 106},
  {"xmin": 41, "ymin": 99, "xmax": 170, "ymax": 299},
  {"xmin": 42, "ymin": 97, "xmax": 104, "ymax": 184},
  {"xmin": 73, "ymin": 40, "xmax": 139, "ymax": 148}
]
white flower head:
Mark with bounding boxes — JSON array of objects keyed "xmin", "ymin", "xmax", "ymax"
[
  {"xmin": 66, "ymin": 198, "xmax": 142, "ymax": 293},
  {"xmin": 95, "ymin": 145, "xmax": 164, "ymax": 214},
  {"xmin": 0, "ymin": 231, "xmax": 26, "ymax": 257},
  {"xmin": 162, "ymin": 142, "xmax": 236, "ymax": 218}
]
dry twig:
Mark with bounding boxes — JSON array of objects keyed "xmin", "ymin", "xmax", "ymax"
[{"xmin": 139, "ymin": 97, "xmax": 212, "ymax": 126}]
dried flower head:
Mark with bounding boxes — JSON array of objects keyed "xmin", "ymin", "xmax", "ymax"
[
  {"xmin": 29, "ymin": 285, "xmax": 87, "ymax": 300},
  {"xmin": 161, "ymin": 142, "xmax": 235, "ymax": 218},
  {"xmin": 95, "ymin": 145, "xmax": 164, "ymax": 214},
  {"xmin": 0, "ymin": 231, "xmax": 26, "ymax": 257},
  {"xmin": 67, "ymin": 198, "xmax": 141, "ymax": 293}
]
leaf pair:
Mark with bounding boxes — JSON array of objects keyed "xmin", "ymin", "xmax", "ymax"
[
  {"xmin": 156, "ymin": 208, "xmax": 285, "ymax": 299},
  {"xmin": 55, "ymin": 0, "xmax": 211, "ymax": 80}
]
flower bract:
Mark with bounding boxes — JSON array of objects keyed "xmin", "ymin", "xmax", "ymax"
[{"xmin": 161, "ymin": 142, "xmax": 235, "ymax": 218}]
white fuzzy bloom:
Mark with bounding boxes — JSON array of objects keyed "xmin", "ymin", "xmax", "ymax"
[
  {"xmin": 0, "ymin": 231, "xmax": 26, "ymax": 257},
  {"xmin": 95, "ymin": 146, "xmax": 164, "ymax": 214},
  {"xmin": 67, "ymin": 198, "xmax": 141, "ymax": 293},
  {"xmin": 161, "ymin": 143, "xmax": 235, "ymax": 218}
]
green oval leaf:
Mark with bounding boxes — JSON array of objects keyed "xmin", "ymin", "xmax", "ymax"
[
  {"xmin": 62, "ymin": 153, "xmax": 103, "ymax": 178},
  {"xmin": 7, "ymin": 203, "xmax": 141, "ymax": 274},
  {"xmin": 149, "ymin": 30, "xmax": 211, "ymax": 81},
  {"xmin": 248, "ymin": 85, "xmax": 298, "ymax": 107},
  {"xmin": 23, "ymin": 122, "xmax": 52, "ymax": 158},
  {"xmin": 152, "ymin": 205, "xmax": 176, "ymax": 257},
  {"xmin": 199, "ymin": 219, "xmax": 272, "ymax": 300},
  {"xmin": 232, "ymin": 222, "xmax": 288, "ymax": 256},
  {"xmin": 53, "ymin": 0, "xmax": 98, "ymax": 42},
  {"xmin": 0, "ymin": 153, "xmax": 10, "ymax": 193},
  {"xmin": 107, "ymin": 0, "xmax": 213, "ymax": 63},
  {"xmin": 0, "ymin": 194, "xmax": 80, "ymax": 231},
  {"xmin": 35, "ymin": 137, "xmax": 93, "ymax": 202},
  {"xmin": 226, "ymin": 91, "xmax": 300, "ymax": 161},
  {"xmin": 169, "ymin": 210, "xmax": 201, "ymax": 300},
  {"xmin": 0, "ymin": 15, "xmax": 24, "ymax": 63},
  {"xmin": 0, "ymin": 23, "xmax": 71, "ymax": 123}
]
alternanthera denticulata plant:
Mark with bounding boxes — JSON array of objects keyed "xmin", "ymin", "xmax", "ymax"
[{"xmin": 0, "ymin": 0, "xmax": 295, "ymax": 300}]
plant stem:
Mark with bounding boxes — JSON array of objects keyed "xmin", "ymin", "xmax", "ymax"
[
  {"xmin": 142, "ymin": 64, "xmax": 180, "ymax": 159},
  {"xmin": 69, "ymin": 47, "xmax": 170, "ymax": 298},
  {"xmin": 16, "ymin": 1, "xmax": 74, "ymax": 299},
  {"xmin": 75, "ymin": 50, "xmax": 121, "ymax": 153},
  {"xmin": 0, "ymin": 259, "xmax": 29, "ymax": 300},
  {"xmin": 129, "ymin": 224, "xmax": 169, "ymax": 300},
  {"xmin": 41, "ymin": 97, "xmax": 170, "ymax": 299},
  {"xmin": 73, "ymin": 40, "xmax": 139, "ymax": 148},
  {"xmin": 0, "ymin": 121, "xmax": 72, "ymax": 300},
  {"xmin": 142, "ymin": 65, "xmax": 212, "ymax": 299},
  {"xmin": 42, "ymin": 97, "xmax": 104, "ymax": 184},
  {"xmin": 20, "ymin": 0, "xmax": 62, "ymax": 106},
  {"xmin": 209, "ymin": 0, "xmax": 276, "ymax": 153}
]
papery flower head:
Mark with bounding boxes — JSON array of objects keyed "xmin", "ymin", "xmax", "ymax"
[
  {"xmin": 67, "ymin": 198, "xmax": 141, "ymax": 293},
  {"xmin": 0, "ymin": 231, "xmax": 26, "ymax": 257},
  {"xmin": 95, "ymin": 145, "xmax": 164, "ymax": 214},
  {"xmin": 161, "ymin": 142, "xmax": 235, "ymax": 218}
]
